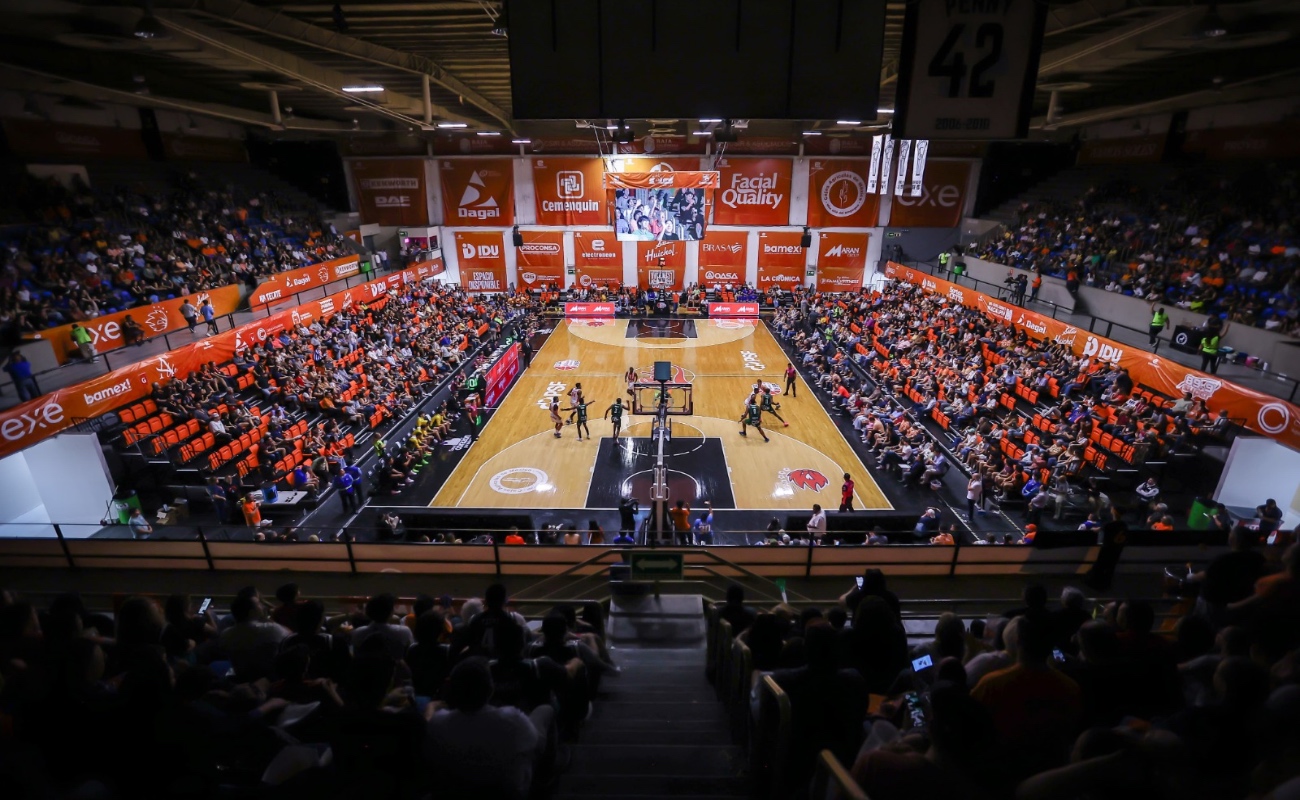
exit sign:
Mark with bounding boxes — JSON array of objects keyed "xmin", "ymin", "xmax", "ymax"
[
  {"xmin": 630, "ymin": 552, "xmax": 684, "ymax": 581},
  {"xmin": 886, "ymin": 232, "xmax": 904, "ymax": 238}
]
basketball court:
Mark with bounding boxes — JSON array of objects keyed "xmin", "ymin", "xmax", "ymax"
[{"xmin": 430, "ymin": 317, "xmax": 891, "ymax": 512}]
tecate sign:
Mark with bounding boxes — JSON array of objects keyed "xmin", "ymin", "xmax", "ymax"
[{"xmin": 721, "ymin": 172, "xmax": 784, "ymax": 209}]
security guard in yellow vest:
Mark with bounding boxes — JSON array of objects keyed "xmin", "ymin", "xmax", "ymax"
[
  {"xmin": 1148, "ymin": 303, "xmax": 1169, "ymax": 346},
  {"xmin": 938, "ymin": 251, "xmax": 950, "ymax": 271},
  {"xmin": 1200, "ymin": 333, "xmax": 1221, "ymax": 375}
]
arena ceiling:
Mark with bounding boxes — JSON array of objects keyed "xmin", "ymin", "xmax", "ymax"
[{"xmin": 1, "ymin": 0, "xmax": 1298, "ymax": 142}]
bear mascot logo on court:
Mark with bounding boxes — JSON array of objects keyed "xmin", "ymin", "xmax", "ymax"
[{"xmin": 785, "ymin": 469, "xmax": 828, "ymax": 492}]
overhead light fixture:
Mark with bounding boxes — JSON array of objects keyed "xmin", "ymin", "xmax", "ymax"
[
  {"xmin": 1199, "ymin": 3, "xmax": 1228, "ymax": 37},
  {"xmin": 613, "ymin": 119, "xmax": 635, "ymax": 144},
  {"xmin": 691, "ymin": 130, "xmax": 712, "ymax": 136},
  {"xmin": 699, "ymin": 118, "xmax": 722, "ymax": 123},
  {"xmin": 437, "ymin": 122, "xmax": 468, "ymax": 128},
  {"xmin": 351, "ymin": 119, "xmax": 360, "ymax": 130},
  {"xmin": 342, "ymin": 85, "xmax": 384, "ymax": 93},
  {"xmin": 477, "ymin": 131, "xmax": 500, "ymax": 136},
  {"xmin": 877, "ymin": 107, "xmax": 894, "ymax": 114},
  {"xmin": 837, "ymin": 120, "xmax": 862, "ymax": 126},
  {"xmin": 133, "ymin": 2, "xmax": 168, "ymax": 39},
  {"xmin": 606, "ymin": 123, "xmax": 618, "ymax": 130},
  {"xmin": 802, "ymin": 131, "xmax": 822, "ymax": 136},
  {"xmin": 511, "ymin": 138, "xmax": 531, "ymax": 144}
]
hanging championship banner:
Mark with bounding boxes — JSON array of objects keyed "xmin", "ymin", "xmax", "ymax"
[
  {"xmin": 910, "ymin": 140, "xmax": 930, "ymax": 196},
  {"xmin": 894, "ymin": 140, "xmax": 913, "ymax": 196},
  {"xmin": 867, "ymin": 135, "xmax": 884, "ymax": 193},
  {"xmin": 878, "ymin": 137, "xmax": 895, "ymax": 195},
  {"xmin": 440, "ymin": 158, "xmax": 515, "ymax": 226}
]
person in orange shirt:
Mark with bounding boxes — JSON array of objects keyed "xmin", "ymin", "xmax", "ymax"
[
  {"xmin": 242, "ymin": 494, "xmax": 264, "ymax": 527},
  {"xmin": 503, "ymin": 528, "xmax": 527, "ymax": 545},
  {"xmin": 1150, "ymin": 516, "xmax": 1175, "ymax": 531}
]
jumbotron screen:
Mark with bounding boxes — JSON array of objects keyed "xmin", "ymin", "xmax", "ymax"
[{"xmin": 613, "ymin": 187, "xmax": 706, "ymax": 242}]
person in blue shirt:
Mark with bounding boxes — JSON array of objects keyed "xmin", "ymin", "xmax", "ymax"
[
  {"xmin": 201, "ymin": 299, "xmax": 219, "ymax": 335},
  {"xmin": 4, "ymin": 352, "xmax": 40, "ymax": 402},
  {"xmin": 333, "ymin": 466, "xmax": 358, "ymax": 514},
  {"xmin": 612, "ymin": 531, "xmax": 635, "ymax": 545}
]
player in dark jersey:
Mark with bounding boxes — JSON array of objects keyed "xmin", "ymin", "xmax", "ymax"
[
  {"xmin": 738, "ymin": 400, "xmax": 769, "ymax": 442},
  {"xmin": 605, "ymin": 397, "xmax": 626, "ymax": 438},
  {"xmin": 566, "ymin": 396, "xmax": 594, "ymax": 441},
  {"xmin": 759, "ymin": 387, "xmax": 788, "ymax": 427}
]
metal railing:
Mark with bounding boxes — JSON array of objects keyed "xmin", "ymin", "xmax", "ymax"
[
  {"xmin": 0, "ymin": 522, "xmax": 1230, "ymax": 580},
  {"xmin": 1, "ymin": 262, "xmax": 398, "ymax": 402},
  {"xmin": 903, "ymin": 260, "xmax": 1300, "ymax": 403}
]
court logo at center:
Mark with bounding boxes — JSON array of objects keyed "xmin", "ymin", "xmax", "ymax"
[
  {"xmin": 489, "ymin": 467, "xmax": 550, "ymax": 495},
  {"xmin": 554, "ymin": 360, "xmax": 580, "ymax": 371},
  {"xmin": 780, "ymin": 468, "xmax": 828, "ymax": 492}
]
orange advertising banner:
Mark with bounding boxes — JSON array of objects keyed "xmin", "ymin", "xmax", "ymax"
[
  {"xmin": 883, "ymin": 262, "xmax": 1300, "ymax": 451},
  {"xmin": 455, "ymin": 231, "xmax": 509, "ymax": 292},
  {"xmin": 351, "ymin": 158, "xmax": 429, "ymax": 226},
  {"xmin": 574, "ymin": 263, "xmax": 623, "ymax": 290},
  {"xmin": 698, "ymin": 230, "xmax": 747, "ymax": 267},
  {"xmin": 636, "ymin": 240, "xmax": 686, "ymax": 290},
  {"xmin": 515, "ymin": 231, "xmax": 565, "ymax": 289},
  {"xmin": 887, "ymin": 160, "xmax": 971, "ymax": 228},
  {"xmin": 410, "ymin": 257, "xmax": 445, "ymax": 278},
  {"xmin": 250, "ymin": 255, "xmax": 362, "ymax": 308},
  {"xmin": 160, "ymin": 134, "xmax": 248, "ymax": 163},
  {"xmin": 2, "ymin": 119, "xmax": 149, "ymax": 160},
  {"xmin": 807, "ymin": 159, "xmax": 882, "ymax": 228},
  {"xmin": 1077, "ymin": 134, "xmax": 1167, "ymax": 165},
  {"xmin": 573, "ymin": 232, "xmax": 621, "ymax": 267},
  {"xmin": 712, "ymin": 158, "xmax": 793, "ymax": 226},
  {"xmin": 440, "ymin": 158, "xmax": 515, "ymax": 226},
  {"xmin": 26, "ymin": 284, "xmax": 243, "ymax": 365},
  {"xmin": 0, "ymin": 270, "xmax": 422, "ymax": 460},
  {"xmin": 531, "ymin": 157, "xmax": 606, "ymax": 225},
  {"xmin": 816, "ymin": 232, "xmax": 869, "ymax": 292},
  {"xmin": 756, "ymin": 231, "xmax": 808, "ymax": 290}
]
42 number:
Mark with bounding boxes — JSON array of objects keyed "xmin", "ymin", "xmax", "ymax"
[{"xmin": 927, "ymin": 23, "xmax": 1003, "ymax": 99}]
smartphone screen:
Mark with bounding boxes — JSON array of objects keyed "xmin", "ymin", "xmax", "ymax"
[
  {"xmin": 198, "ymin": 598, "xmax": 212, "ymax": 615},
  {"xmin": 1052, "ymin": 648, "xmax": 1065, "ymax": 662},
  {"xmin": 855, "ymin": 576, "xmax": 865, "ymax": 588},
  {"xmin": 911, "ymin": 654, "xmax": 934, "ymax": 673},
  {"xmin": 903, "ymin": 691, "xmax": 928, "ymax": 731}
]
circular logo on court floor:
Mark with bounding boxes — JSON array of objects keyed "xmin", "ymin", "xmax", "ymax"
[
  {"xmin": 713, "ymin": 319, "xmax": 750, "ymax": 329},
  {"xmin": 554, "ymin": 360, "xmax": 580, "ymax": 371},
  {"xmin": 489, "ymin": 468, "xmax": 550, "ymax": 495},
  {"xmin": 820, "ymin": 170, "xmax": 868, "ymax": 218}
]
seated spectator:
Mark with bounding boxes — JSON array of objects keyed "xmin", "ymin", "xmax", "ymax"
[
  {"xmin": 773, "ymin": 624, "xmax": 869, "ymax": 786},
  {"xmin": 214, "ymin": 592, "xmax": 288, "ymax": 679},
  {"xmin": 351, "ymin": 593, "xmax": 414, "ymax": 661},
  {"xmin": 717, "ymin": 584, "xmax": 757, "ymax": 635}
]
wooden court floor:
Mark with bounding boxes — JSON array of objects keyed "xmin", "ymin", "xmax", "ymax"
[{"xmin": 431, "ymin": 318, "xmax": 891, "ymax": 511}]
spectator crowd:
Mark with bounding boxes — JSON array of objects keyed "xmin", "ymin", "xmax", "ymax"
[
  {"xmin": 979, "ymin": 167, "xmax": 1300, "ymax": 334},
  {"xmin": 0, "ymin": 171, "xmax": 351, "ymax": 344}
]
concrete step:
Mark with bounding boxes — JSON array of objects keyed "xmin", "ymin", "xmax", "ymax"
[
  {"xmin": 554, "ymin": 774, "xmax": 750, "ymax": 797},
  {"xmin": 592, "ymin": 701, "xmax": 729, "ymax": 723},
  {"xmin": 569, "ymin": 744, "xmax": 746, "ymax": 778}
]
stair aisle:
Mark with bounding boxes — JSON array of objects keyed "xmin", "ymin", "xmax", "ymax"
[{"xmin": 553, "ymin": 645, "xmax": 750, "ymax": 800}]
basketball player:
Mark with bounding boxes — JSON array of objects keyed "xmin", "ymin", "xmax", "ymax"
[
  {"xmin": 605, "ymin": 397, "xmax": 626, "ymax": 438},
  {"xmin": 566, "ymin": 396, "xmax": 594, "ymax": 441},
  {"xmin": 549, "ymin": 396, "xmax": 563, "ymax": 439},
  {"xmin": 839, "ymin": 473, "xmax": 855, "ymax": 513},
  {"xmin": 625, "ymin": 367, "xmax": 638, "ymax": 401},
  {"xmin": 783, "ymin": 362, "xmax": 798, "ymax": 397},
  {"xmin": 759, "ymin": 387, "xmax": 788, "ymax": 427},
  {"xmin": 566, "ymin": 382, "xmax": 583, "ymax": 424},
  {"xmin": 738, "ymin": 399, "xmax": 769, "ymax": 442}
]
